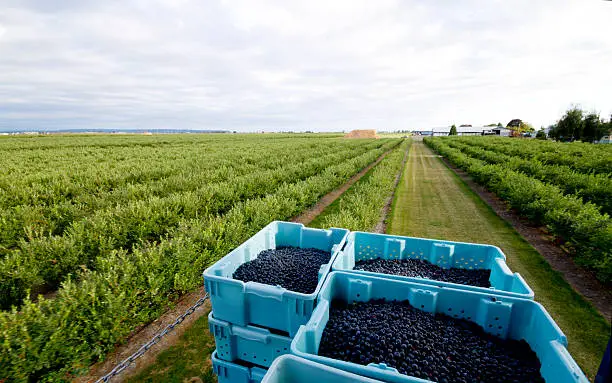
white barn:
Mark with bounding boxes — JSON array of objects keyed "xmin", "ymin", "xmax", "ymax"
[
  {"xmin": 413, "ymin": 126, "xmax": 513, "ymax": 137},
  {"xmin": 483, "ymin": 127, "xmax": 512, "ymax": 136}
]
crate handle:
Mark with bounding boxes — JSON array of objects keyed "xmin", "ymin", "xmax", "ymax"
[
  {"xmin": 231, "ymin": 326, "xmax": 270, "ymax": 344},
  {"xmin": 246, "ymin": 282, "xmax": 285, "ymax": 301}
]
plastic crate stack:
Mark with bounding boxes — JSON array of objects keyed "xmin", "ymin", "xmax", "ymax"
[
  {"xmin": 204, "ymin": 222, "xmax": 589, "ymax": 383},
  {"xmin": 203, "ymin": 221, "xmax": 349, "ymax": 383}
]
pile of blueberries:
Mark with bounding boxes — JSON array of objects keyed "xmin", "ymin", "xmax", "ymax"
[
  {"xmin": 319, "ymin": 299, "xmax": 544, "ymax": 383},
  {"xmin": 232, "ymin": 246, "xmax": 331, "ymax": 294},
  {"xmin": 354, "ymin": 258, "xmax": 491, "ymax": 288}
]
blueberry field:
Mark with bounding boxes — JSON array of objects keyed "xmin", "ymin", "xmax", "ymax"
[
  {"xmin": 425, "ymin": 136, "xmax": 612, "ymax": 284},
  {"xmin": 0, "ymin": 133, "xmax": 401, "ymax": 381},
  {"xmin": 0, "ymin": 134, "xmax": 610, "ymax": 382}
]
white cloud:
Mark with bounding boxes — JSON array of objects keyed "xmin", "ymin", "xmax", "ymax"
[{"xmin": 0, "ymin": 0, "xmax": 611, "ymax": 131}]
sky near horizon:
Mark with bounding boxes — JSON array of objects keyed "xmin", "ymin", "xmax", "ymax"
[{"xmin": 0, "ymin": 0, "xmax": 611, "ymax": 132}]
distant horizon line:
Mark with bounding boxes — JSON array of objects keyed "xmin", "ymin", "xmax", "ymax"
[{"xmin": 0, "ymin": 126, "xmax": 497, "ymax": 135}]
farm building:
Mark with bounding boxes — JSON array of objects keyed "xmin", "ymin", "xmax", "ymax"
[
  {"xmin": 596, "ymin": 135, "xmax": 612, "ymax": 144},
  {"xmin": 413, "ymin": 126, "xmax": 501, "ymax": 136},
  {"xmin": 483, "ymin": 127, "xmax": 512, "ymax": 136}
]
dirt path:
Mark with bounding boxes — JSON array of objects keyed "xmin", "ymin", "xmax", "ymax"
[
  {"xmin": 440, "ymin": 156, "xmax": 612, "ymax": 321},
  {"xmin": 387, "ymin": 141, "xmax": 609, "ymax": 378},
  {"xmin": 82, "ymin": 144, "xmax": 397, "ymax": 382},
  {"xmin": 292, "ymin": 146, "xmax": 395, "ymax": 225}
]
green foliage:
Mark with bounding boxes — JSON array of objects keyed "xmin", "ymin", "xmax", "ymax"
[
  {"xmin": 449, "ymin": 125, "xmax": 458, "ymax": 136},
  {"xmin": 582, "ymin": 113, "xmax": 609, "ymax": 143},
  {"xmin": 0, "ymin": 138, "xmax": 395, "ymax": 309},
  {"xmin": 443, "ymin": 138, "xmax": 612, "ymax": 215},
  {"xmin": 519, "ymin": 121, "xmax": 535, "ymax": 133},
  {"xmin": 506, "ymin": 119, "xmax": 522, "ymax": 128},
  {"xmin": 548, "ymin": 107, "xmax": 610, "ymax": 143},
  {"xmin": 550, "ymin": 107, "xmax": 584, "ymax": 141},
  {"xmin": 0, "ymin": 134, "xmax": 402, "ymax": 381},
  {"xmin": 312, "ymin": 140, "xmax": 410, "ymax": 231},
  {"xmin": 425, "ymin": 137, "xmax": 612, "ymax": 283},
  {"xmin": 536, "ymin": 129, "xmax": 546, "ymax": 140},
  {"xmin": 505, "ymin": 120, "xmax": 534, "ymax": 136}
]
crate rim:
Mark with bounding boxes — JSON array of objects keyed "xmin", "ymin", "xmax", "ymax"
[
  {"xmin": 203, "ymin": 221, "xmax": 350, "ymax": 299},
  {"xmin": 262, "ymin": 354, "xmax": 386, "ymax": 383},
  {"xmin": 347, "ymin": 230, "xmax": 507, "ymax": 261},
  {"xmin": 337, "ymin": 230, "xmax": 535, "ymax": 300}
]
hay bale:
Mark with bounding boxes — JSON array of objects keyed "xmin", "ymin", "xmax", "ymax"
[{"xmin": 344, "ymin": 129, "xmax": 378, "ymax": 139}]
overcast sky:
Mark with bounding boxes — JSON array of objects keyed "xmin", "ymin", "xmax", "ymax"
[{"xmin": 0, "ymin": 0, "xmax": 611, "ymax": 132}]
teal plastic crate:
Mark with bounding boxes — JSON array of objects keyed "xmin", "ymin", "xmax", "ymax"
[
  {"xmin": 261, "ymin": 355, "xmax": 384, "ymax": 382},
  {"xmin": 209, "ymin": 312, "xmax": 292, "ymax": 368},
  {"xmin": 333, "ymin": 231, "xmax": 534, "ymax": 299},
  {"xmin": 291, "ymin": 271, "xmax": 587, "ymax": 383},
  {"xmin": 204, "ymin": 221, "xmax": 349, "ymax": 336},
  {"xmin": 212, "ymin": 351, "xmax": 267, "ymax": 383}
]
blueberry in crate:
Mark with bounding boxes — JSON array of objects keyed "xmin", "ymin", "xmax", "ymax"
[
  {"xmin": 233, "ymin": 246, "xmax": 331, "ymax": 294},
  {"xmin": 319, "ymin": 299, "xmax": 543, "ymax": 382},
  {"xmin": 291, "ymin": 271, "xmax": 588, "ymax": 383},
  {"xmin": 204, "ymin": 221, "xmax": 349, "ymax": 336},
  {"xmin": 333, "ymin": 231, "xmax": 534, "ymax": 299},
  {"xmin": 354, "ymin": 258, "xmax": 491, "ymax": 287}
]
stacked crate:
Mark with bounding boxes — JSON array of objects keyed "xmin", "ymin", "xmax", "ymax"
[
  {"xmin": 203, "ymin": 221, "xmax": 349, "ymax": 383},
  {"xmin": 204, "ymin": 223, "xmax": 588, "ymax": 383},
  {"xmin": 293, "ymin": 231, "xmax": 588, "ymax": 383}
]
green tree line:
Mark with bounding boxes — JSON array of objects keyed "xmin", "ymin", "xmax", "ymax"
[{"xmin": 549, "ymin": 107, "xmax": 612, "ymax": 143}]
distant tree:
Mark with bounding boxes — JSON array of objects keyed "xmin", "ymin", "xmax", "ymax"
[
  {"xmin": 581, "ymin": 112, "xmax": 609, "ymax": 143},
  {"xmin": 520, "ymin": 121, "xmax": 535, "ymax": 133},
  {"xmin": 459, "ymin": 124, "xmax": 472, "ymax": 127},
  {"xmin": 506, "ymin": 119, "xmax": 522, "ymax": 128},
  {"xmin": 507, "ymin": 120, "xmax": 533, "ymax": 137},
  {"xmin": 485, "ymin": 123, "xmax": 498, "ymax": 127},
  {"xmin": 549, "ymin": 107, "xmax": 583, "ymax": 141},
  {"xmin": 497, "ymin": 122, "xmax": 503, "ymax": 127},
  {"xmin": 535, "ymin": 128, "xmax": 547, "ymax": 140},
  {"xmin": 449, "ymin": 125, "xmax": 458, "ymax": 136}
]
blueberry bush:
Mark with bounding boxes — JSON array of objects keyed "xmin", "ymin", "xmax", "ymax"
[
  {"xmin": 0, "ymin": 134, "xmax": 402, "ymax": 381},
  {"xmin": 313, "ymin": 140, "xmax": 410, "ymax": 231},
  {"xmin": 425, "ymin": 137, "xmax": 612, "ymax": 284}
]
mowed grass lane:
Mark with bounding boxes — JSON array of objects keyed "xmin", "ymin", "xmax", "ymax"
[
  {"xmin": 126, "ymin": 307, "xmax": 216, "ymax": 383},
  {"xmin": 387, "ymin": 141, "xmax": 610, "ymax": 380}
]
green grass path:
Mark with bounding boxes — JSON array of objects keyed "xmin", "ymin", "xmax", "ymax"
[
  {"xmin": 126, "ymin": 306, "xmax": 216, "ymax": 383},
  {"xmin": 388, "ymin": 141, "xmax": 610, "ymax": 380}
]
